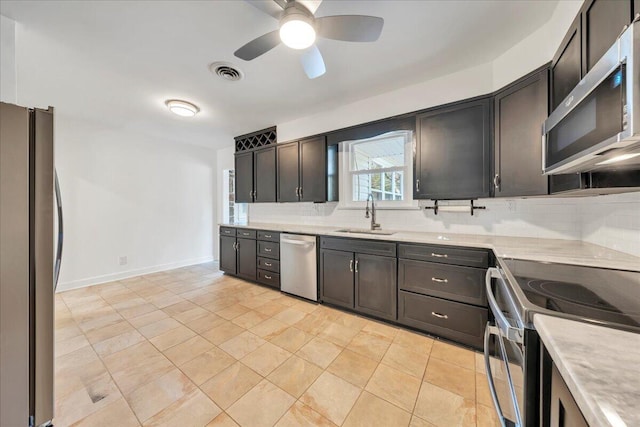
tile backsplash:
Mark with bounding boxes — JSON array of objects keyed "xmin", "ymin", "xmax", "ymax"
[{"xmin": 247, "ymin": 192, "xmax": 640, "ymax": 257}]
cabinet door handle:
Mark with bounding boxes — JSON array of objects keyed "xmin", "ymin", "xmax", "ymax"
[
  {"xmin": 299, "ymin": 186, "xmax": 303, "ymax": 199},
  {"xmin": 253, "ymin": 190, "xmax": 257, "ymax": 200},
  {"xmin": 264, "ymin": 262, "xmax": 272, "ymax": 267},
  {"xmin": 354, "ymin": 260, "xmax": 359, "ymax": 273},
  {"xmin": 295, "ymin": 187, "xmax": 299, "ymax": 197},
  {"xmin": 264, "ymin": 234, "xmax": 271, "ymax": 238},
  {"xmin": 416, "ymin": 179, "xmax": 420, "ymax": 192},
  {"xmin": 349, "ymin": 259, "xmax": 353, "ymax": 272},
  {"xmin": 264, "ymin": 274, "xmax": 272, "ymax": 280},
  {"xmin": 264, "ymin": 248, "xmax": 272, "ymax": 252},
  {"xmin": 431, "ymin": 253, "xmax": 448, "ymax": 258},
  {"xmin": 233, "ymin": 242, "xmax": 238, "ymax": 251},
  {"xmin": 493, "ymin": 174, "xmax": 500, "ymax": 191},
  {"xmin": 431, "ymin": 312, "xmax": 448, "ymax": 319},
  {"xmin": 431, "ymin": 277, "xmax": 448, "ymax": 283}
]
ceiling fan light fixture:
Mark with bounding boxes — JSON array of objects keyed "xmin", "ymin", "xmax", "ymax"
[
  {"xmin": 165, "ymin": 99, "xmax": 200, "ymax": 117},
  {"xmin": 279, "ymin": 15, "xmax": 316, "ymax": 50}
]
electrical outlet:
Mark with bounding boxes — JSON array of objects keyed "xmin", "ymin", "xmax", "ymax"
[{"xmin": 118, "ymin": 256, "xmax": 127, "ymax": 266}]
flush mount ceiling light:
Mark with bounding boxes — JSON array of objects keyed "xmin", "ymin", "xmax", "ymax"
[{"xmin": 165, "ymin": 99, "xmax": 200, "ymax": 117}]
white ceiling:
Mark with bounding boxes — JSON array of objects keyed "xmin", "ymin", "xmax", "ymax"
[{"xmin": 1, "ymin": 0, "xmax": 559, "ymax": 149}]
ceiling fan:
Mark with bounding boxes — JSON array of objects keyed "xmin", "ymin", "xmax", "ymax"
[{"xmin": 234, "ymin": 0, "xmax": 384, "ymax": 79}]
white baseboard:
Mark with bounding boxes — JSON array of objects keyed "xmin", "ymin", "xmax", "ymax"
[{"xmin": 56, "ymin": 256, "xmax": 216, "ymax": 293}]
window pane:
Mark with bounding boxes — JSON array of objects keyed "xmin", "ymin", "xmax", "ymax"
[
  {"xmin": 352, "ymin": 171, "xmax": 404, "ymax": 201},
  {"xmin": 350, "ymin": 134, "xmax": 405, "ymax": 172}
]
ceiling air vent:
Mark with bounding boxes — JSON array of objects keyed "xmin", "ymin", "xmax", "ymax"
[{"xmin": 209, "ymin": 62, "xmax": 244, "ymax": 82}]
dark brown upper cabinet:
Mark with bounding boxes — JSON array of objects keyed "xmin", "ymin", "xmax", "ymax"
[
  {"xmin": 234, "ymin": 147, "xmax": 277, "ymax": 203},
  {"xmin": 551, "ymin": 0, "xmax": 635, "ymax": 109},
  {"xmin": 277, "ymin": 136, "xmax": 328, "ymax": 202},
  {"xmin": 551, "ymin": 14, "xmax": 582, "ymax": 110},
  {"xmin": 253, "ymin": 147, "xmax": 277, "ymax": 202},
  {"xmin": 493, "ymin": 66, "xmax": 549, "ymax": 197},
  {"xmin": 234, "ymin": 151, "xmax": 254, "ymax": 203},
  {"xmin": 414, "ymin": 97, "xmax": 492, "ymax": 200},
  {"xmin": 582, "ymin": 0, "xmax": 633, "ymax": 74}
]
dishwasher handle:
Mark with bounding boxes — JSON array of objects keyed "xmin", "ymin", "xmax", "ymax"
[{"xmin": 281, "ymin": 238, "xmax": 315, "ymax": 247}]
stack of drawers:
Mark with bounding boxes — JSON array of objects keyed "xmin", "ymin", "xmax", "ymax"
[
  {"xmin": 256, "ymin": 230, "xmax": 280, "ymax": 289},
  {"xmin": 397, "ymin": 243, "xmax": 490, "ymax": 349}
]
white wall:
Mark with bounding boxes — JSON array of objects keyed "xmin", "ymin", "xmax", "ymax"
[
  {"xmin": 0, "ymin": 15, "xmax": 17, "ymax": 103},
  {"xmin": 492, "ymin": 0, "xmax": 583, "ymax": 89},
  {"xmin": 54, "ymin": 115, "xmax": 217, "ymax": 291},
  {"xmin": 277, "ymin": 62, "xmax": 494, "ymax": 143},
  {"xmin": 580, "ymin": 192, "xmax": 640, "ymax": 256}
]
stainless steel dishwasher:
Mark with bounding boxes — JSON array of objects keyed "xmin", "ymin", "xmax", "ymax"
[{"xmin": 280, "ymin": 233, "xmax": 318, "ymax": 301}]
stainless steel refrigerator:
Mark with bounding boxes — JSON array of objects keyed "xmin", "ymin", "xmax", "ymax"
[{"xmin": 1, "ymin": 102, "xmax": 63, "ymax": 427}]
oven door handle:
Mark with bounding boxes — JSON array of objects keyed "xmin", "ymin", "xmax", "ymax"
[
  {"xmin": 484, "ymin": 324, "xmax": 508, "ymax": 427},
  {"xmin": 486, "ymin": 268, "xmax": 523, "ymax": 343}
]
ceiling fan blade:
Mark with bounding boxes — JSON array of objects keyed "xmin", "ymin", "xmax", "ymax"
[
  {"xmin": 234, "ymin": 30, "xmax": 281, "ymax": 61},
  {"xmin": 245, "ymin": 0, "xmax": 284, "ymax": 19},
  {"xmin": 316, "ymin": 15, "xmax": 384, "ymax": 42},
  {"xmin": 300, "ymin": 45, "xmax": 326, "ymax": 79}
]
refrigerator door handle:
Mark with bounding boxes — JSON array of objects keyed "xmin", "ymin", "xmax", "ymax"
[{"xmin": 54, "ymin": 170, "xmax": 63, "ymax": 290}]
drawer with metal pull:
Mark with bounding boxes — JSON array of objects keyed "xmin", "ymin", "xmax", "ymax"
[
  {"xmin": 236, "ymin": 228, "xmax": 257, "ymax": 239},
  {"xmin": 257, "ymin": 257, "xmax": 280, "ymax": 273},
  {"xmin": 258, "ymin": 241, "xmax": 279, "ymax": 260},
  {"xmin": 257, "ymin": 269, "xmax": 280, "ymax": 289},
  {"xmin": 398, "ymin": 259, "xmax": 486, "ymax": 306},
  {"xmin": 220, "ymin": 227, "xmax": 236, "ymax": 237},
  {"xmin": 257, "ymin": 230, "xmax": 280, "ymax": 242},
  {"xmin": 398, "ymin": 243, "xmax": 489, "ymax": 268},
  {"xmin": 398, "ymin": 290, "xmax": 487, "ymax": 349}
]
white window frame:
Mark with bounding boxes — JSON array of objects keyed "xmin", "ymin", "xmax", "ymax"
[{"xmin": 339, "ymin": 130, "xmax": 417, "ymax": 209}]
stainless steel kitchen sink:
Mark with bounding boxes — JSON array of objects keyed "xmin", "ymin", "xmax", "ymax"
[{"xmin": 335, "ymin": 228, "xmax": 395, "ymax": 235}]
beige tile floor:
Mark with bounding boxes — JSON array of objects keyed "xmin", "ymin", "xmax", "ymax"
[{"xmin": 54, "ymin": 262, "xmax": 500, "ymax": 427}]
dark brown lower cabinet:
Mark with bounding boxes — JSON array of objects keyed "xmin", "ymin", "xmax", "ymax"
[
  {"xmin": 219, "ymin": 236, "xmax": 237, "ymax": 275},
  {"xmin": 320, "ymin": 249, "xmax": 355, "ymax": 309},
  {"xmin": 320, "ymin": 239, "xmax": 397, "ymax": 321},
  {"xmin": 257, "ymin": 269, "xmax": 280, "ymax": 288},
  {"xmin": 398, "ymin": 291, "xmax": 487, "ymax": 349},
  {"xmin": 398, "ymin": 259, "xmax": 486, "ymax": 307},
  {"xmin": 220, "ymin": 227, "xmax": 281, "ymax": 289},
  {"xmin": 355, "ymin": 254, "xmax": 397, "ymax": 321},
  {"xmin": 236, "ymin": 238, "xmax": 256, "ymax": 281},
  {"xmin": 550, "ymin": 364, "xmax": 588, "ymax": 427}
]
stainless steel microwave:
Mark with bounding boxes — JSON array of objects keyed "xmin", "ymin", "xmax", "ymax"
[{"xmin": 543, "ymin": 20, "xmax": 640, "ymax": 174}]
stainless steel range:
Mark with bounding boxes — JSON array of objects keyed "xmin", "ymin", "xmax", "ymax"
[{"xmin": 484, "ymin": 259, "xmax": 640, "ymax": 427}]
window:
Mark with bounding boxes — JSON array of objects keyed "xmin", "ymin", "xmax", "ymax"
[
  {"xmin": 340, "ymin": 130, "xmax": 414, "ymax": 207},
  {"xmin": 222, "ymin": 169, "xmax": 247, "ymax": 223}
]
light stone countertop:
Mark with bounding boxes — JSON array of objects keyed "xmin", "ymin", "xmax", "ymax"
[
  {"xmin": 534, "ymin": 315, "xmax": 640, "ymax": 427},
  {"xmin": 220, "ymin": 222, "xmax": 640, "ymax": 272}
]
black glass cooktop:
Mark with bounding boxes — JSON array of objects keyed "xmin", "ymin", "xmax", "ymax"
[{"xmin": 501, "ymin": 259, "xmax": 640, "ymax": 331}]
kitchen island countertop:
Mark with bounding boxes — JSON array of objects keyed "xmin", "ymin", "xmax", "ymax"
[{"xmin": 534, "ymin": 315, "xmax": 640, "ymax": 427}]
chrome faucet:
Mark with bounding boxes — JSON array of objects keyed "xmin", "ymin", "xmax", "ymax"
[{"xmin": 365, "ymin": 193, "xmax": 381, "ymax": 230}]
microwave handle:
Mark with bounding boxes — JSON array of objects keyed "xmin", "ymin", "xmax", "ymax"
[{"xmin": 484, "ymin": 324, "xmax": 508, "ymax": 427}]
